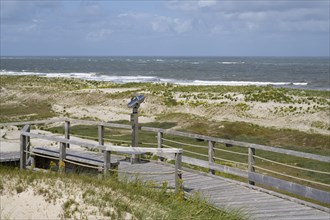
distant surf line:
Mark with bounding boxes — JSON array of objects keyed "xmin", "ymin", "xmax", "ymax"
[{"xmin": 0, "ymin": 70, "xmax": 309, "ymax": 87}]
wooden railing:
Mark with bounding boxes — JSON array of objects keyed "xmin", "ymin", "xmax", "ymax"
[
  {"xmin": 1, "ymin": 118, "xmax": 329, "ymax": 204},
  {"xmin": 18, "ymin": 122, "xmax": 183, "ymax": 194},
  {"xmin": 144, "ymin": 126, "xmax": 330, "ymax": 204}
]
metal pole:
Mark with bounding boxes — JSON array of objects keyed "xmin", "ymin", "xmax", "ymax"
[{"xmin": 131, "ymin": 106, "xmax": 139, "ymax": 163}]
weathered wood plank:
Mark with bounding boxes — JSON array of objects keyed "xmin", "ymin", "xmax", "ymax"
[
  {"xmin": 64, "ymin": 120, "xmax": 70, "ymax": 148},
  {"xmin": 27, "ymin": 146, "xmax": 329, "ymax": 219},
  {"xmin": 20, "ymin": 125, "xmax": 30, "ymax": 169},
  {"xmin": 141, "ymin": 126, "xmax": 330, "ymax": 162},
  {"xmin": 32, "ymin": 147, "xmax": 123, "ymax": 167},
  {"xmin": 252, "ymin": 211, "xmax": 329, "ymax": 219},
  {"xmin": 181, "ymin": 156, "xmax": 248, "ymax": 178},
  {"xmin": 192, "ymin": 182, "xmax": 234, "ymax": 191},
  {"xmin": 8, "ymin": 118, "xmax": 330, "ymax": 162},
  {"xmin": 0, "ymin": 152, "xmax": 20, "ymax": 162},
  {"xmin": 249, "ymin": 172, "xmax": 330, "ymax": 204},
  {"xmin": 0, "ymin": 118, "xmax": 64, "ymax": 127},
  {"xmin": 272, "ymin": 216, "xmax": 330, "ymax": 220},
  {"xmin": 208, "ymin": 141, "xmax": 215, "ymax": 175},
  {"xmin": 70, "ymin": 119, "xmax": 131, "ymax": 129},
  {"xmin": 143, "ymin": 176, "xmax": 174, "ymax": 183},
  {"xmin": 182, "ymin": 174, "xmax": 210, "ymax": 181},
  {"xmin": 22, "ymin": 131, "xmax": 182, "ymax": 154},
  {"xmin": 248, "ymin": 207, "xmax": 317, "ymax": 215},
  {"xmin": 183, "ymin": 179, "xmax": 222, "ymax": 188}
]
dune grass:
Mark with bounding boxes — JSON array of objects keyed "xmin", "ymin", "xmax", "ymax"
[
  {"xmin": 0, "ymin": 166, "xmax": 244, "ymax": 220},
  {"xmin": 1, "ymin": 75, "xmax": 329, "ymax": 208}
]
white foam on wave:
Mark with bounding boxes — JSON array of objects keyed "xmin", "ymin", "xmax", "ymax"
[
  {"xmin": 0, "ymin": 70, "xmax": 308, "ymax": 87},
  {"xmin": 0, "ymin": 70, "xmax": 44, "ymax": 76},
  {"xmin": 218, "ymin": 61, "xmax": 245, "ymax": 65},
  {"xmin": 292, "ymin": 82, "xmax": 308, "ymax": 86},
  {"xmin": 175, "ymin": 80, "xmax": 307, "ymax": 86},
  {"xmin": 98, "ymin": 75, "xmax": 159, "ymax": 83}
]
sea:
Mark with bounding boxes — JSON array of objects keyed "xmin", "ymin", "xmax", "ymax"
[{"xmin": 0, "ymin": 56, "xmax": 329, "ymax": 90}]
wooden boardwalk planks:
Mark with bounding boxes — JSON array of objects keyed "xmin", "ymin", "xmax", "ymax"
[
  {"xmin": 0, "ymin": 151, "xmax": 20, "ymax": 162},
  {"xmin": 18, "ymin": 147, "xmax": 330, "ymax": 219}
]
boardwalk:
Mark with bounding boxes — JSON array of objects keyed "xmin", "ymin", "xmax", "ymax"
[
  {"xmin": 120, "ymin": 161, "xmax": 330, "ymax": 220},
  {"xmin": 1, "ymin": 118, "xmax": 329, "ymax": 219},
  {"xmin": 22, "ymin": 147, "xmax": 330, "ymax": 220},
  {"xmin": 0, "ymin": 151, "xmax": 20, "ymax": 162}
]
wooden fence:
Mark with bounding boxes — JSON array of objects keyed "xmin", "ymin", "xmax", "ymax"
[
  {"xmin": 1, "ymin": 118, "xmax": 329, "ymax": 204},
  {"xmin": 18, "ymin": 122, "xmax": 183, "ymax": 194}
]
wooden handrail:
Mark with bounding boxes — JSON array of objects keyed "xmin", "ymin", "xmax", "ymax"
[
  {"xmin": 141, "ymin": 126, "xmax": 330, "ymax": 163},
  {"xmin": 0, "ymin": 118, "xmax": 64, "ymax": 126},
  {"xmin": 9, "ymin": 118, "xmax": 330, "ymax": 203},
  {"xmin": 21, "ymin": 131, "xmax": 182, "ymax": 154},
  {"xmin": 5, "ymin": 118, "xmax": 328, "ymax": 162}
]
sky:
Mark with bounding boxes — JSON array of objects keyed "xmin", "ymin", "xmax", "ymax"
[{"xmin": 1, "ymin": 0, "xmax": 329, "ymax": 56}]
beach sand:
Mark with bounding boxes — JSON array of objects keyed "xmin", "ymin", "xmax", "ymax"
[
  {"xmin": 0, "ymin": 177, "xmax": 134, "ymax": 220},
  {"xmin": 49, "ymin": 88, "xmax": 330, "ymax": 135},
  {"xmin": 0, "ymin": 78, "xmax": 329, "ymax": 135},
  {"xmin": 0, "ymin": 77, "xmax": 329, "ymax": 219}
]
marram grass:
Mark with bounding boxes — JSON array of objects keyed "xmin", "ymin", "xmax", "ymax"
[{"xmin": 0, "ymin": 166, "xmax": 245, "ymax": 220}]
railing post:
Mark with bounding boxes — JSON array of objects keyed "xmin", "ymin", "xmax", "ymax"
[
  {"xmin": 175, "ymin": 152, "xmax": 183, "ymax": 195},
  {"xmin": 98, "ymin": 125, "xmax": 104, "ymax": 153},
  {"xmin": 248, "ymin": 147, "xmax": 256, "ymax": 185},
  {"xmin": 59, "ymin": 142, "xmax": 66, "ymax": 173},
  {"xmin": 20, "ymin": 127, "xmax": 28, "ymax": 170},
  {"xmin": 208, "ymin": 141, "xmax": 215, "ymax": 175},
  {"xmin": 65, "ymin": 120, "xmax": 70, "ymax": 149},
  {"xmin": 25, "ymin": 125, "xmax": 31, "ymax": 163},
  {"xmin": 31, "ymin": 155, "xmax": 35, "ymax": 169},
  {"xmin": 158, "ymin": 132, "xmax": 164, "ymax": 161},
  {"xmin": 104, "ymin": 150, "xmax": 111, "ymax": 176}
]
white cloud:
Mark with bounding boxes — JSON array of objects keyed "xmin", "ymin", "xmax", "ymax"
[
  {"xmin": 173, "ymin": 19, "xmax": 192, "ymax": 33},
  {"xmin": 166, "ymin": 0, "xmax": 329, "ymax": 34},
  {"xmin": 1, "ymin": 1, "xmax": 329, "ymax": 56},
  {"xmin": 118, "ymin": 12, "xmax": 149, "ymax": 19},
  {"xmin": 167, "ymin": 0, "xmax": 217, "ymax": 11},
  {"xmin": 86, "ymin": 29, "xmax": 113, "ymax": 41},
  {"xmin": 198, "ymin": 0, "xmax": 216, "ymax": 8},
  {"xmin": 151, "ymin": 16, "xmax": 192, "ymax": 34},
  {"xmin": 151, "ymin": 16, "xmax": 170, "ymax": 32}
]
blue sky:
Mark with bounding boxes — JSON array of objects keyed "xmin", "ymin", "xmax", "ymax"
[{"xmin": 1, "ymin": 0, "xmax": 329, "ymax": 56}]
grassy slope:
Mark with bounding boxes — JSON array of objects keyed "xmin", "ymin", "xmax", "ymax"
[
  {"xmin": 1, "ymin": 75, "xmax": 329, "ymax": 207},
  {"xmin": 0, "ymin": 166, "xmax": 243, "ymax": 220}
]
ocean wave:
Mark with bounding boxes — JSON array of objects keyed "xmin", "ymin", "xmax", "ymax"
[
  {"xmin": 0, "ymin": 70, "xmax": 308, "ymax": 87},
  {"xmin": 0, "ymin": 70, "xmax": 45, "ymax": 76},
  {"xmin": 175, "ymin": 80, "xmax": 308, "ymax": 86},
  {"xmin": 218, "ymin": 61, "xmax": 245, "ymax": 65}
]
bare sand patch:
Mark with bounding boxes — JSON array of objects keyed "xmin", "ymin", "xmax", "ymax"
[
  {"xmin": 1, "ymin": 80, "xmax": 329, "ymax": 135},
  {"xmin": 1, "ymin": 187, "xmax": 62, "ymax": 220}
]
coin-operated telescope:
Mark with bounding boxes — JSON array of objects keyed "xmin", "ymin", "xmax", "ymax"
[
  {"xmin": 127, "ymin": 95, "xmax": 145, "ymax": 163},
  {"xmin": 127, "ymin": 95, "xmax": 145, "ymax": 109}
]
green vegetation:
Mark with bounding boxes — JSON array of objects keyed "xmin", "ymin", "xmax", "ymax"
[
  {"xmin": 0, "ymin": 100, "xmax": 56, "ymax": 122},
  {"xmin": 44, "ymin": 119, "xmax": 330, "ymax": 194},
  {"xmin": 0, "ymin": 166, "xmax": 243, "ymax": 220},
  {"xmin": 1, "ymin": 75, "xmax": 329, "ymax": 122},
  {"xmin": 1, "ymin": 75, "xmax": 329, "ymax": 207}
]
